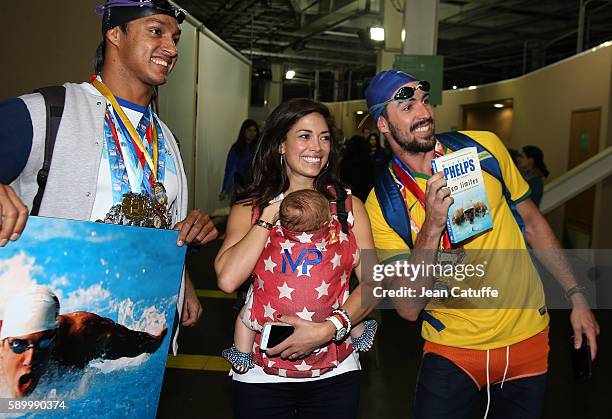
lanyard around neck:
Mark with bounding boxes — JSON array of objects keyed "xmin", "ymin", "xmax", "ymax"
[
  {"xmin": 391, "ymin": 143, "xmax": 452, "ymax": 249},
  {"xmin": 92, "ymin": 79, "xmax": 159, "ymax": 180}
]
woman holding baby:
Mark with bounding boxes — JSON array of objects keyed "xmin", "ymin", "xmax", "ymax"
[{"xmin": 214, "ymin": 98, "xmax": 377, "ymax": 419}]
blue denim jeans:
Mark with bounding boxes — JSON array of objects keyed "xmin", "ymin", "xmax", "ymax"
[
  {"xmin": 233, "ymin": 370, "xmax": 360, "ymax": 419},
  {"xmin": 413, "ymin": 353, "xmax": 546, "ymax": 419}
]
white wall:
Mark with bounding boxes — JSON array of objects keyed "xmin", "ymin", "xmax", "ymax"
[
  {"xmin": 195, "ymin": 31, "xmax": 251, "ymax": 214},
  {"xmin": 158, "ymin": 22, "xmax": 198, "ymax": 211},
  {"xmin": 158, "ymin": 6, "xmax": 251, "ymax": 215}
]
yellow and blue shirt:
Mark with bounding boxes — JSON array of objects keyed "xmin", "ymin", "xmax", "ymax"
[{"xmin": 365, "ymin": 131, "xmax": 549, "ymax": 350}]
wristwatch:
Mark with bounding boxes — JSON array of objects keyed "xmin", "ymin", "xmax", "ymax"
[{"xmin": 326, "ymin": 314, "xmax": 348, "ymax": 342}]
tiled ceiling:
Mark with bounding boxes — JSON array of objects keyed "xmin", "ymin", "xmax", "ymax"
[{"xmin": 175, "ymin": 0, "xmax": 612, "ymax": 99}]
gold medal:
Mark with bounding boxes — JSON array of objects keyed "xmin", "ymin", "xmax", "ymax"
[
  {"xmin": 92, "ymin": 79, "xmax": 172, "ymax": 229},
  {"xmin": 121, "ymin": 193, "xmax": 149, "ymax": 222}
]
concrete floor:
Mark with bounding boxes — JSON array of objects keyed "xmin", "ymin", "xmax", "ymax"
[{"xmin": 157, "ymin": 227, "xmax": 612, "ymax": 419}]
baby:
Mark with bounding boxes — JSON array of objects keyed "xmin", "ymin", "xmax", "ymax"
[{"xmin": 222, "ymin": 189, "xmax": 377, "ymax": 373}]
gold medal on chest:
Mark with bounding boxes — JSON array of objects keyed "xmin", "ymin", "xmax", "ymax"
[{"xmin": 121, "ymin": 193, "xmax": 149, "ymax": 221}]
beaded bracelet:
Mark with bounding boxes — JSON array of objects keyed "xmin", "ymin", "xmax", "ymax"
[{"xmin": 332, "ymin": 308, "xmax": 352, "ymax": 334}]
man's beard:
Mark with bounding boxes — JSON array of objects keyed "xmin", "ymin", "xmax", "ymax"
[{"xmin": 388, "ymin": 118, "xmax": 436, "ymax": 153}]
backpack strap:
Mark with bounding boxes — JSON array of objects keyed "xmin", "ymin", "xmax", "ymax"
[
  {"xmin": 331, "ymin": 184, "xmax": 350, "ymax": 235},
  {"xmin": 374, "ymin": 164, "xmax": 414, "ymax": 249},
  {"xmin": 436, "ymin": 131, "xmax": 525, "ymax": 236},
  {"xmin": 30, "ymin": 86, "xmax": 66, "ymax": 216}
]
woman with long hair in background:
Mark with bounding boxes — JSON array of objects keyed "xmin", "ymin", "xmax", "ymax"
[{"xmin": 220, "ymin": 119, "xmax": 260, "ymax": 201}]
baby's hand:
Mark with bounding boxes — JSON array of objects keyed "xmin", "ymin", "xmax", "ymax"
[
  {"xmin": 261, "ymin": 199, "xmax": 282, "ymax": 224},
  {"xmin": 269, "ymin": 193, "xmax": 284, "ymax": 204}
]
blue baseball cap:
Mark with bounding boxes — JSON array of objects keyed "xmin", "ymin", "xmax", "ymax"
[{"xmin": 365, "ymin": 69, "xmax": 419, "ymax": 122}]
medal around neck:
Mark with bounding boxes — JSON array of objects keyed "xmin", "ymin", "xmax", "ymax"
[
  {"xmin": 152, "ymin": 182, "xmax": 168, "ymax": 206},
  {"xmin": 92, "ymin": 79, "xmax": 159, "ymax": 180},
  {"xmin": 99, "ymin": 191, "xmax": 171, "ymax": 230},
  {"xmin": 92, "ymin": 79, "xmax": 171, "ymax": 229}
]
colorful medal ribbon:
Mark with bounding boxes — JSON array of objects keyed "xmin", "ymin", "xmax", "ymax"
[
  {"xmin": 109, "ymin": 105, "xmax": 161, "ymax": 199},
  {"xmin": 390, "ymin": 142, "xmax": 452, "ymax": 249},
  {"xmin": 92, "ymin": 78, "xmax": 159, "ymax": 181}
]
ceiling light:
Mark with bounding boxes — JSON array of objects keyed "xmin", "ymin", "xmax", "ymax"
[
  {"xmin": 452, "ymin": 85, "xmax": 458, "ymax": 90},
  {"xmin": 468, "ymin": 85, "xmax": 477, "ymax": 90},
  {"xmin": 493, "ymin": 103, "xmax": 504, "ymax": 108},
  {"xmin": 356, "ymin": 110, "xmax": 365, "ymax": 115},
  {"xmin": 285, "ymin": 70, "xmax": 295, "ymax": 80},
  {"xmin": 369, "ymin": 27, "xmax": 385, "ymax": 42}
]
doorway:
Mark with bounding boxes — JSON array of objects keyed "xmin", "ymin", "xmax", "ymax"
[{"xmin": 563, "ymin": 108, "xmax": 601, "ymax": 248}]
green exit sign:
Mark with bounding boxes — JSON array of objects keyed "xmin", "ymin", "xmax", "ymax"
[
  {"xmin": 393, "ymin": 54, "xmax": 444, "ymax": 106},
  {"xmin": 579, "ymin": 129, "xmax": 590, "ymax": 151}
]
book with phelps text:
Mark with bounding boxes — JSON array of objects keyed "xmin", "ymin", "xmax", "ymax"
[{"xmin": 431, "ymin": 147, "xmax": 493, "ymax": 243}]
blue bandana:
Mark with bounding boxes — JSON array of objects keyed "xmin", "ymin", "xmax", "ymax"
[{"xmin": 365, "ymin": 69, "xmax": 418, "ymax": 122}]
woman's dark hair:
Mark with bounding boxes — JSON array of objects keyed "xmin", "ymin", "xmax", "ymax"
[
  {"xmin": 522, "ymin": 145, "xmax": 549, "ymax": 177},
  {"xmin": 236, "ymin": 98, "xmax": 345, "ymax": 208},
  {"xmin": 234, "ymin": 119, "xmax": 260, "ymax": 156},
  {"xmin": 94, "ymin": 24, "xmax": 129, "ymax": 74},
  {"xmin": 368, "ymin": 133, "xmax": 381, "ymax": 150}
]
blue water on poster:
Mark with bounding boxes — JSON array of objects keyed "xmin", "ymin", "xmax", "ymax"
[{"xmin": 0, "ymin": 217, "xmax": 185, "ymax": 418}]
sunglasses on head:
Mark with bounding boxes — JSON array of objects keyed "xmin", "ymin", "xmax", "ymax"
[
  {"xmin": 391, "ymin": 80, "xmax": 431, "ymax": 101},
  {"xmin": 367, "ymin": 80, "xmax": 431, "ymax": 117},
  {"xmin": 4, "ymin": 336, "xmax": 55, "ymax": 354},
  {"xmin": 149, "ymin": 0, "xmax": 186, "ymax": 22},
  {"xmin": 96, "ymin": 0, "xmax": 186, "ymax": 23}
]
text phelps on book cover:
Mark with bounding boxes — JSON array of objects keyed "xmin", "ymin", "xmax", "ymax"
[{"xmin": 432, "ymin": 147, "xmax": 493, "ymax": 243}]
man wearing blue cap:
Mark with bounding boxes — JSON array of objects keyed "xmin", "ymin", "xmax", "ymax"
[
  {"xmin": 363, "ymin": 69, "xmax": 599, "ymax": 418},
  {"xmin": 0, "ymin": 1, "xmax": 216, "ymax": 350}
]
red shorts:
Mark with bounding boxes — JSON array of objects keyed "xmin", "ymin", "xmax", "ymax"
[{"xmin": 423, "ymin": 327, "xmax": 549, "ymax": 390}]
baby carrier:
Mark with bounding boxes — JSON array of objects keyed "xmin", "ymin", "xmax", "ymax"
[{"xmin": 249, "ymin": 187, "xmax": 357, "ymax": 378}]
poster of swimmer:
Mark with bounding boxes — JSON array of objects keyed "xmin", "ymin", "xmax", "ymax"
[{"xmin": 0, "ymin": 216, "xmax": 186, "ymax": 418}]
